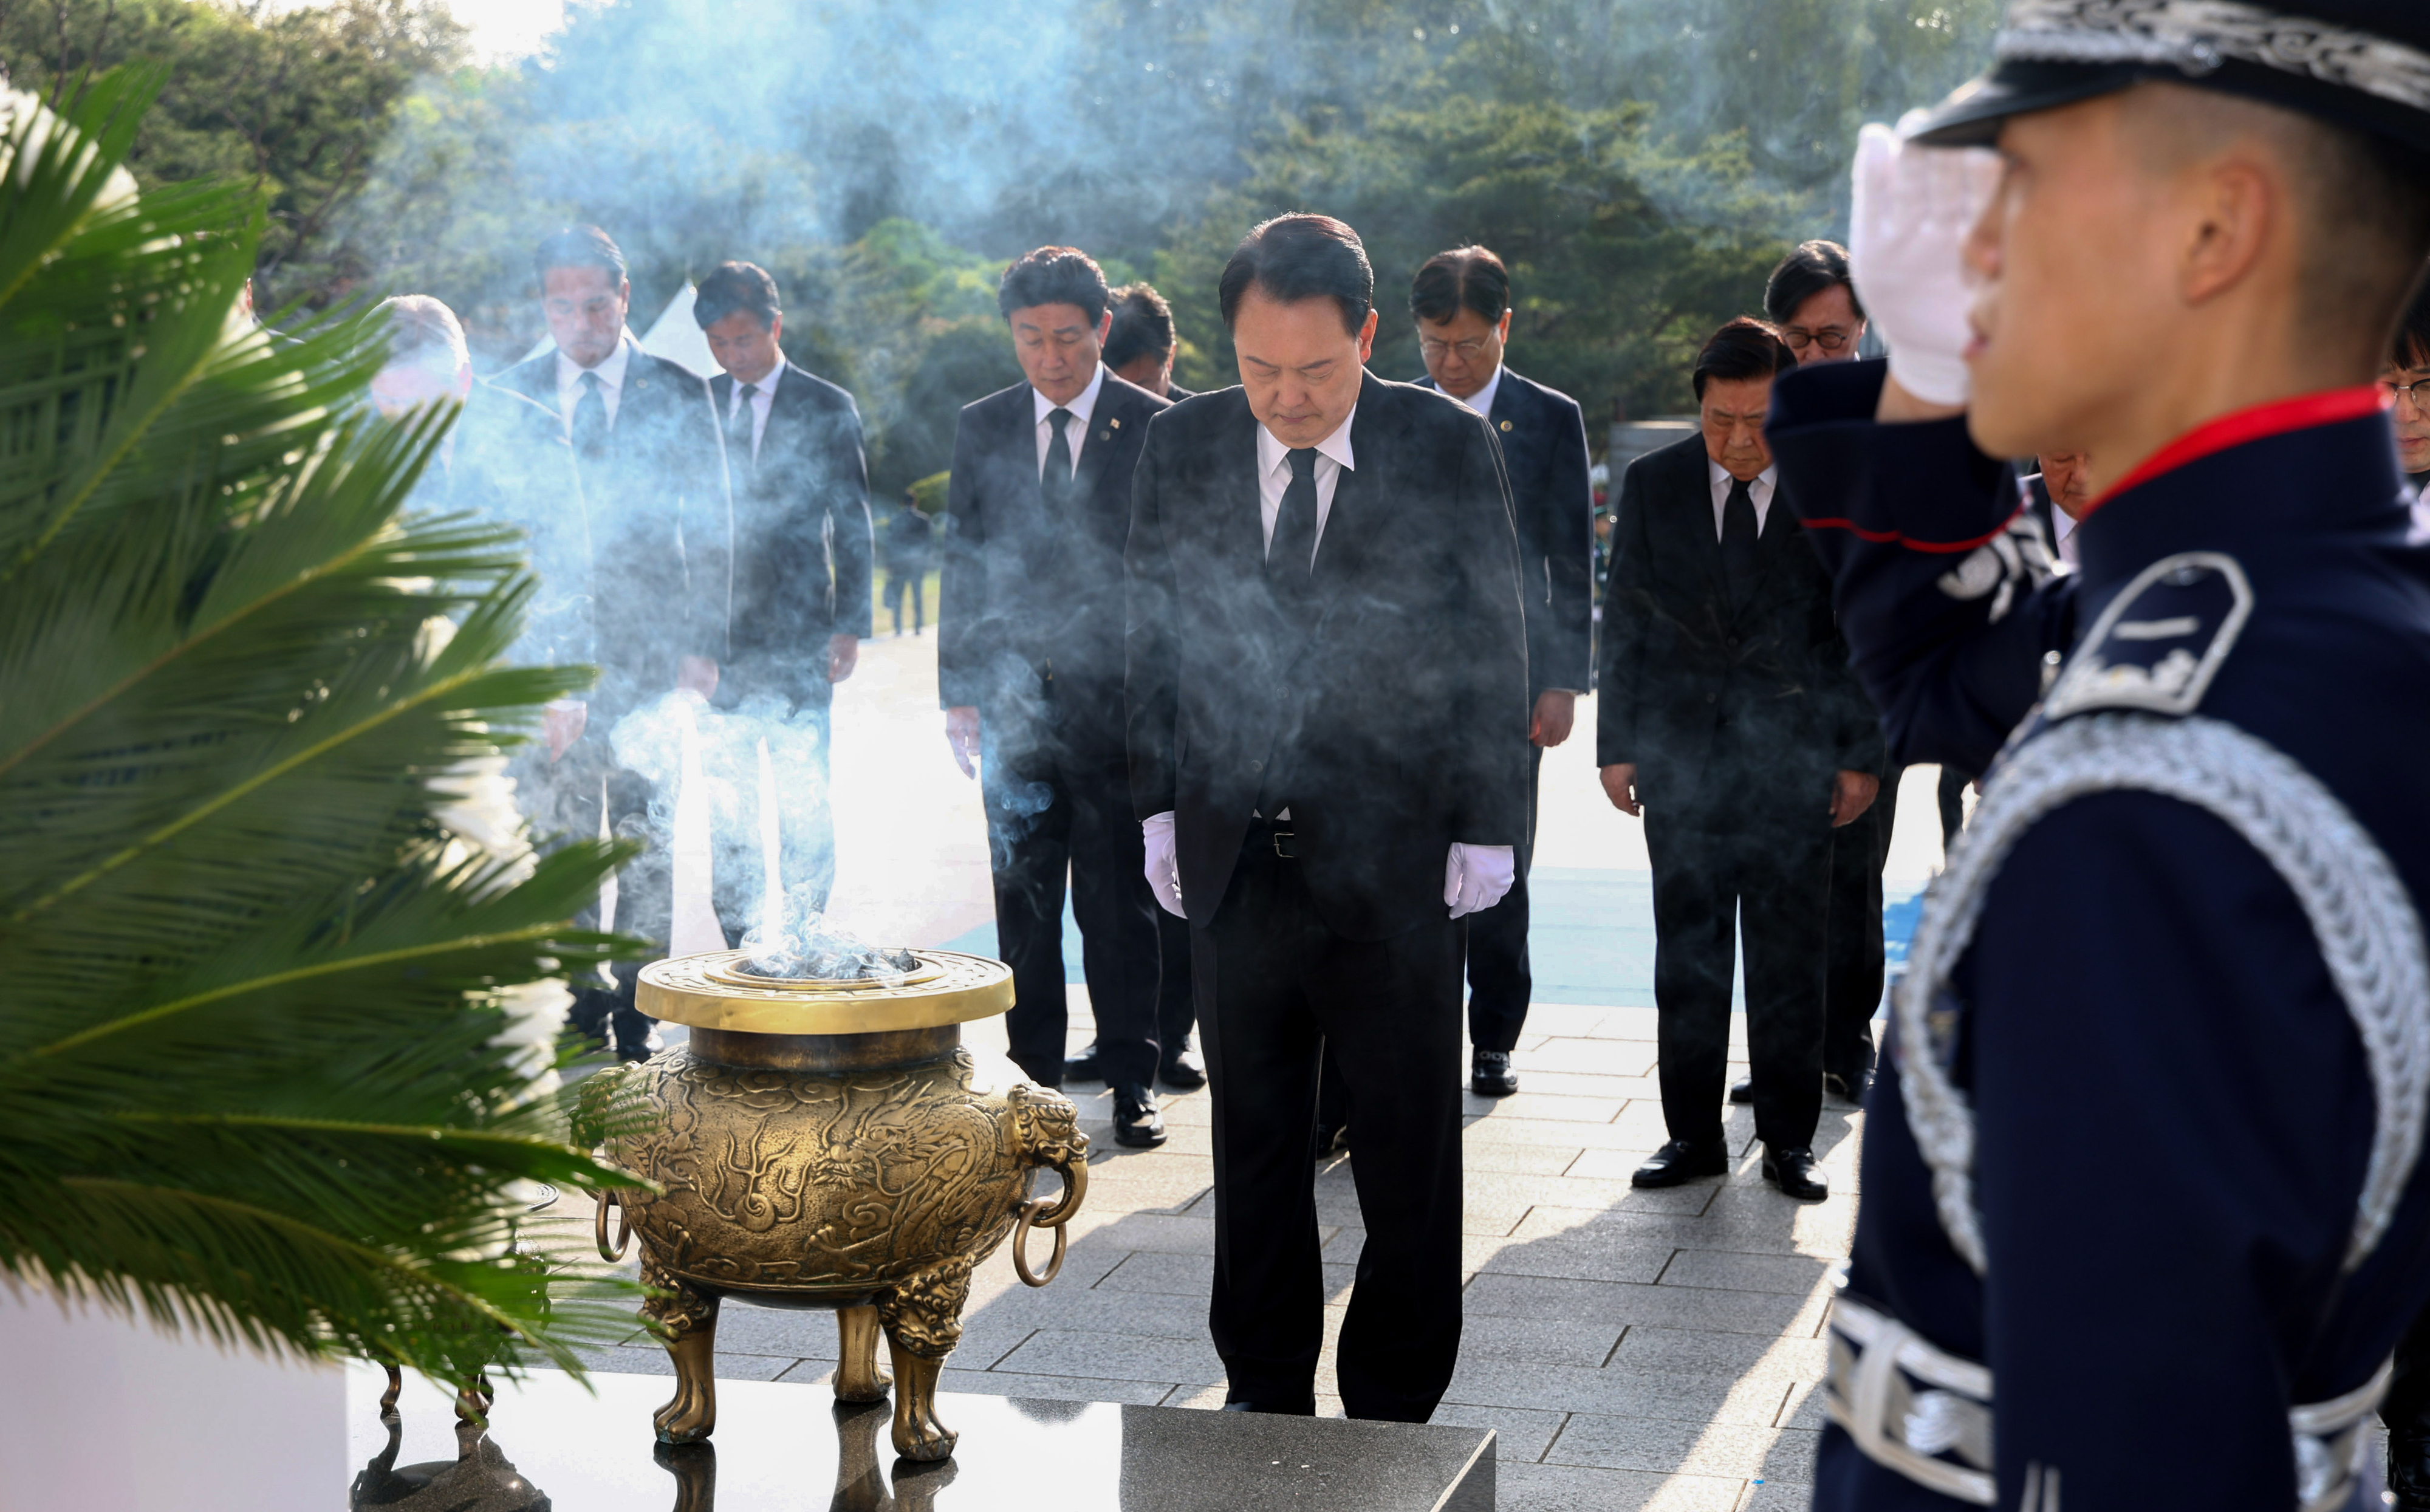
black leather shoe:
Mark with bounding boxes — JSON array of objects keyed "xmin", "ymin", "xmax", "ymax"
[
  {"xmin": 1470, "ymin": 1048, "xmax": 1519, "ymax": 1097},
  {"xmin": 1312, "ymin": 1121, "xmax": 1349, "ymax": 1158},
  {"xmin": 614, "ymin": 1028, "xmax": 663, "ymax": 1065},
  {"xmin": 1064, "ymin": 1042, "xmax": 1104, "ymax": 1083},
  {"xmin": 1112, "ymin": 1084, "xmax": 1167, "ymax": 1148},
  {"xmin": 1221, "ymin": 1396, "xmax": 1317, "ymax": 1415},
  {"xmin": 1159, "ymin": 1036, "xmax": 1206, "ymax": 1090},
  {"xmin": 1762, "ymin": 1144, "xmax": 1829, "ymax": 1201},
  {"xmin": 1727, "ymin": 1078, "xmax": 1753, "ymax": 1104},
  {"xmin": 1631, "ymin": 1138, "xmax": 1728, "ymax": 1188},
  {"xmin": 1824, "ymin": 1067, "xmax": 1873, "ymax": 1104}
]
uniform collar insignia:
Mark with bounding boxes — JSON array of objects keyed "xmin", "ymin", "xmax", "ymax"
[{"xmin": 2042, "ymin": 550, "xmax": 2253, "ymax": 720}]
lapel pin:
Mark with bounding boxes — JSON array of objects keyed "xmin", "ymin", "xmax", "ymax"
[
  {"xmin": 1110, "ymin": 417, "xmax": 1121, "ymax": 429},
  {"xmin": 1499, "ymin": 419, "xmax": 1513, "ymax": 432}
]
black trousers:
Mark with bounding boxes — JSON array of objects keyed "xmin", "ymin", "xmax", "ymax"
[
  {"xmin": 1463, "ymin": 743, "xmax": 1541, "ymax": 1053},
  {"xmin": 2391, "ymin": 1304, "xmax": 2430, "ymax": 1510},
  {"xmin": 984, "ymin": 711, "xmax": 1161, "ymax": 1089},
  {"xmin": 1821, "ymin": 765, "xmax": 1898, "ymax": 1084},
  {"xmin": 1643, "ymin": 799, "xmax": 1833, "ymax": 1150},
  {"xmin": 553, "ymin": 746, "xmax": 662, "ymax": 1055},
  {"xmin": 1937, "ymin": 765, "xmax": 1974, "ymax": 847},
  {"xmin": 1157, "ymin": 906, "xmax": 1196, "ymax": 1052},
  {"xmin": 1199, "ymin": 826, "xmax": 1465, "ymax": 1421},
  {"xmin": 883, "ymin": 567, "xmax": 924, "ymax": 635}
]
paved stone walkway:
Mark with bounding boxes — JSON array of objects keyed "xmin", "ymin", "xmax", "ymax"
[{"xmin": 566, "ymin": 628, "xmax": 1941, "ymax": 1510}]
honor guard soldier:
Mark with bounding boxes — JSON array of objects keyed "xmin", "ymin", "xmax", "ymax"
[{"xmin": 1762, "ymin": 4, "xmax": 2430, "ymax": 1510}]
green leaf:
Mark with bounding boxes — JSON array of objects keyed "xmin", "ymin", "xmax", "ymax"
[{"xmin": 0, "ymin": 73, "xmax": 648, "ymax": 1387}]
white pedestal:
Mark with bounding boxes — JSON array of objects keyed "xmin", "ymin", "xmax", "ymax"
[{"xmin": 0, "ymin": 1286, "xmax": 344, "ymax": 1512}]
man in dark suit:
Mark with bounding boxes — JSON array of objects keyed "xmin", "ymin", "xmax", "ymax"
[
  {"xmin": 1411, "ymin": 245, "xmax": 1593, "ymax": 1098},
  {"xmin": 1754, "ymin": 239, "xmax": 1893, "ymax": 1109},
  {"xmin": 1597, "ymin": 318, "xmax": 1881, "ymax": 1202},
  {"xmin": 691, "ymin": 261, "xmax": 874, "ymax": 941},
  {"xmin": 939, "ymin": 247, "xmax": 1174, "ymax": 1145},
  {"xmin": 1104, "ymin": 282, "xmax": 1194, "ymax": 402},
  {"xmin": 496, "ymin": 224, "xmax": 733, "ymax": 1062},
  {"xmin": 1126, "ymin": 214, "xmax": 1530, "ymax": 1420},
  {"xmin": 1076, "ymin": 287, "xmax": 1203, "ymax": 1092}
]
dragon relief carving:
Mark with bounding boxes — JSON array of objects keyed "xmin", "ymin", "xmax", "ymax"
[{"xmin": 614, "ymin": 1047, "xmax": 1038, "ymax": 1290}]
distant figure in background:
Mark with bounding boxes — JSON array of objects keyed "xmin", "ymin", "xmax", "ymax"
[
  {"xmin": 1104, "ymin": 282, "xmax": 1193, "ymax": 401},
  {"xmin": 497, "ymin": 224, "xmax": 733, "ymax": 1062},
  {"xmin": 939, "ymin": 247, "xmax": 1174, "ymax": 1146},
  {"xmin": 370, "ymin": 296, "xmax": 592, "ymax": 682},
  {"xmin": 1084, "ymin": 278, "xmax": 1208, "ymax": 1093},
  {"xmin": 1935, "ymin": 452, "xmax": 2091, "ymax": 846},
  {"xmin": 368, "ymin": 293, "xmax": 591, "ymax": 1089},
  {"xmin": 882, "ymin": 489, "xmax": 935, "ymax": 635},
  {"xmin": 1598, "ymin": 318, "xmax": 1882, "ymax": 1203},
  {"xmin": 692, "ymin": 259, "xmax": 873, "ymax": 942},
  {"xmin": 2024, "ymin": 450, "xmax": 2092, "ymax": 567},
  {"xmin": 2385, "ymin": 278, "xmax": 2430, "ymax": 508},
  {"xmin": 1749, "ymin": 238, "xmax": 1891, "ymax": 1109},
  {"xmin": 1411, "ymin": 244, "xmax": 1593, "ymax": 1098}
]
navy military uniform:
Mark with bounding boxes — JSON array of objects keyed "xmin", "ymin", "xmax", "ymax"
[
  {"xmin": 1773, "ymin": 360, "xmax": 2430, "ymax": 1508},
  {"xmin": 1764, "ymin": 7, "xmax": 2430, "ymax": 1505}
]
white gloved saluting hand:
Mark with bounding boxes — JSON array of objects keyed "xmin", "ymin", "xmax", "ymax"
[
  {"xmin": 1142, "ymin": 811, "xmax": 1186, "ymax": 918},
  {"xmin": 1848, "ymin": 112, "xmax": 2006, "ymax": 408},
  {"xmin": 1445, "ymin": 843, "xmax": 1516, "ymax": 920}
]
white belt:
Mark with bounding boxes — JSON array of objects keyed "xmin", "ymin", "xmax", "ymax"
[{"xmin": 1827, "ymin": 1295, "xmax": 2391, "ymax": 1510}]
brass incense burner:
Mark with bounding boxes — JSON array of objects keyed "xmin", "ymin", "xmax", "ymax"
[{"xmin": 595, "ymin": 947, "xmax": 1087, "ymax": 1462}]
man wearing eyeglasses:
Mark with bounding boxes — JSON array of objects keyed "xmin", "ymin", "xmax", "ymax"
[
  {"xmin": 1753, "ymin": 239, "xmax": 1895, "ymax": 1112},
  {"xmin": 2384, "ymin": 280, "xmax": 2430, "ymax": 509},
  {"xmin": 1410, "ymin": 245, "xmax": 1595, "ymax": 1099}
]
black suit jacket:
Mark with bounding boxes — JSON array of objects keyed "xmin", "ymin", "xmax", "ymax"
[
  {"xmin": 939, "ymin": 371, "xmax": 1170, "ymax": 739},
  {"xmin": 1595, "ymin": 433, "xmax": 1881, "ymax": 813},
  {"xmin": 1418, "ymin": 368, "xmax": 1595, "ymax": 696},
  {"xmin": 498, "ymin": 341, "xmax": 733, "ymax": 711},
  {"xmin": 1126, "ymin": 374, "xmax": 1533, "ymax": 939},
  {"xmin": 710, "ymin": 361, "xmax": 874, "ymax": 708}
]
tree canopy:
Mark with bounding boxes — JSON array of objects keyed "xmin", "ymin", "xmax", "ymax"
[{"xmin": 5, "ymin": 0, "xmax": 2005, "ymax": 485}]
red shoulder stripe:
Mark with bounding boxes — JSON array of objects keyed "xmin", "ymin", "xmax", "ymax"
[{"xmin": 1799, "ymin": 504, "xmax": 2025, "ymax": 555}]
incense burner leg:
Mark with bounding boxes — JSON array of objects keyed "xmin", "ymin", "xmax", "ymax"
[
  {"xmin": 833, "ymin": 1302, "xmax": 894, "ymax": 1403},
  {"xmin": 878, "ymin": 1257, "xmax": 973, "ymax": 1462},
  {"xmin": 643, "ymin": 1255, "xmax": 722, "ymax": 1443}
]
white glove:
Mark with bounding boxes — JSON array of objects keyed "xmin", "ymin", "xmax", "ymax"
[
  {"xmin": 1443, "ymin": 843, "xmax": 1516, "ymax": 920},
  {"xmin": 1848, "ymin": 114, "xmax": 2005, "ymax": 407},
  {"xmin": 1143, "ymin": 811, "xmax": 1186, "ymax": 918}
]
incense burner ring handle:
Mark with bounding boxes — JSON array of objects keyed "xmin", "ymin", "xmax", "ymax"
[
  {"xmin": 1011, "ymin": 1156, "xmax": 1086, "ymax": 1287},
  {"xmin": 594, "ymin": 1189, "xmax": 633, "ymax": 1263}
]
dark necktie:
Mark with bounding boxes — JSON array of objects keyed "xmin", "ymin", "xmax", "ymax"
[
  {"xmin": 569, "ymin": 370, "xmax": 608, "ymax": 462},
  {"xmin": 1040, "ymin": 407, "xmax": 1076, "ymax": 516},
  {"xmin": 1268, "ymin": 447, "xmax": 1319, "ymax": 589},
  {"xmin": 1721, "ymin": 476, "xmax": 1760, "ymax": 607},
  {"xmin": 725, "ymin": 381, "xmax": 758, "ymax": 472}
]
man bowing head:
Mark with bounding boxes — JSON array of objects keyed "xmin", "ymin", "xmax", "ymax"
[{"xmin": 1124, "ymin": 213, "xmax": 1531, "ymax": 1421}]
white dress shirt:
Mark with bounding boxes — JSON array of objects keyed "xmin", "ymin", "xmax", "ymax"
[
  {"xmin": 555, "ymin": 335, "xmax": 634, "ymax": 429},
  {"xmin": 2052, "ymin": 504, "xmax": 2081, "ymax": 567},
  {"xmin": 1033, "ymin": 364, "xmax": 1107, "ymax": 481},
  {"xmin": 1706, "ymin": 457, "xmax": 1778, "ymax": 539},
  {"xmin": 724, "ymin": 357, "xmax": 784, "ymax": 464},
  {"xmin": 1446, "ymin": 363, "xmax": 1504, "ymax": 422},
  {"xmin": 1254, "ymin": 408, "xmax": 1357, "ymax": 564}
]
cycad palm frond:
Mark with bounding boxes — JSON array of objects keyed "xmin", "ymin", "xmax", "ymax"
[{"xmin": 0, "ymin": 72, "xmax": 646, "ymax": 1383}]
